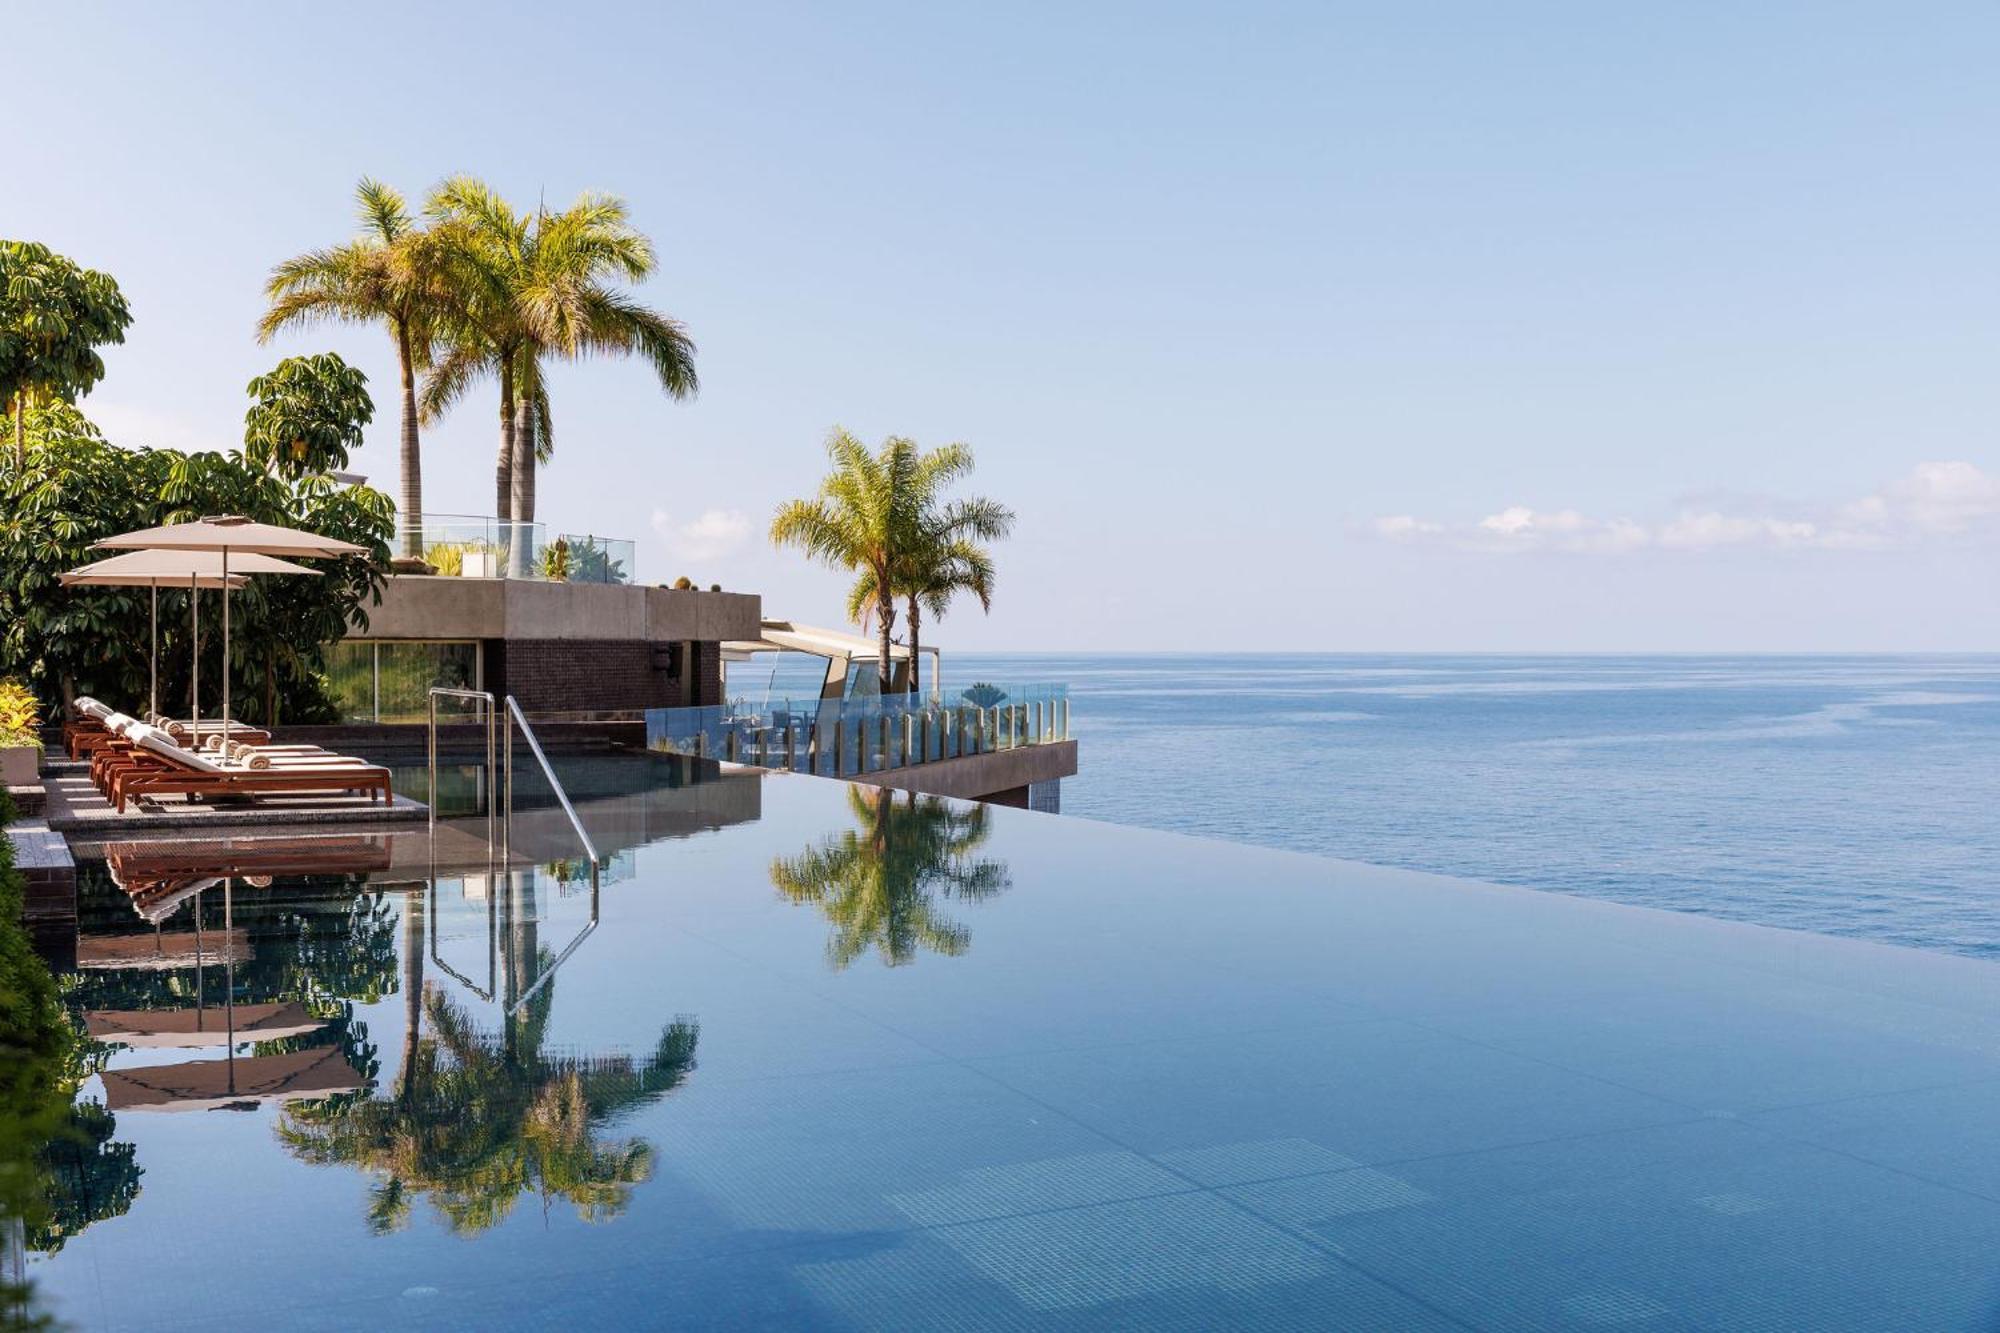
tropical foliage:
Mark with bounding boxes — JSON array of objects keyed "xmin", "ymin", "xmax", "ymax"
[
  {"xmin": 279, "ymin": 969, "xmax": 700, "ymax": 1235},
  {"xmin": 260, "ymin": 180, "xmax": 449, "ymax": 557},
  {"xmin": 419, "ymin": 177, "xmax": 698, "ymax": 573},
  {"xmin": 770, "ymin": 787, "xmax": 1011, "ymax": 969},
  {"xmin": 243, "ymin": 352, "xmax": 374, "ymax": 480},
  {"xmin": 0, "ymin": 240, "xmax": 132, "ymax": 467},
  {"xmin": 0, "ymin": 792, "xmax": 76, "ymax": 1330},
  {"xmin": 0, "ymin": 401, "xmax": 393, "ymax": 722},
  {"xmin": 772, "ymin": 430, "xmax": 1013, "ymax": 694}
]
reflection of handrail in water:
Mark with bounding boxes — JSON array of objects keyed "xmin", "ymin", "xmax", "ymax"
[
  {"xmin": 422, "ymin": 694, "xmax": 603, "ymax": 1014},
  {"xmin": 428, "ymin": 876, "xmax": 495, "ymax": 1002},
  {"xmin": 502, "ymin": 696, "xmax": 600, "ymax": 1014},
  {"xmin": 510, "ymin": 874, "xmax": 599, "ymax": 1017}
]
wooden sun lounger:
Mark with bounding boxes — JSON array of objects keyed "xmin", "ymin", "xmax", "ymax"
[{"xmin": 106, "ymin": 725, "xmax": 392, "ymax": 812}]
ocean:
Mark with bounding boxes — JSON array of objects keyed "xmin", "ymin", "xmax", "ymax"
[{"xmin": 953, "ymin": 654, "xmax": 2000, "ymax": 959}]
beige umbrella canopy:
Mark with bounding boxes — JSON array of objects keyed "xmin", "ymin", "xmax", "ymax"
[
  {"xmin": 92, "ymin": 516, "xmax": 368, "ymax": 739},
  {"xmin": 92, "ymin": 516, "xmax": 369, "ymax": 559},
  {"xmin": 62, "ymin": 548, "xmax": 320, "ymax": 722}
]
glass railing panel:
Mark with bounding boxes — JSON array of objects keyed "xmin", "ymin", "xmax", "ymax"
[{"xmin": 642, "ymin": 684, "xmax": 1069, "ymax": 776}]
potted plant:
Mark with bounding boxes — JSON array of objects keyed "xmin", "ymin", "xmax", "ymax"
[{"xmin": 0, "ymin": 680, "xmax": 43, "ymax": 785}]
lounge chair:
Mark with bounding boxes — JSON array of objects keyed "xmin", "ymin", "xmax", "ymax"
[{"xmin": 104, "ymin": 725, "xmax": 391, "ymax": 812}]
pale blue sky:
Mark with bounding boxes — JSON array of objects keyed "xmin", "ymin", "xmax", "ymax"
[{"xmin": 11, "ymin": 2, "xmax": 1997, "ymax": 650}]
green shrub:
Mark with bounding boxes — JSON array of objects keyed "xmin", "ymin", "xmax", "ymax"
[{"xmin": 0, "ymin": 680, "xmax": 41, "ymax": 750}]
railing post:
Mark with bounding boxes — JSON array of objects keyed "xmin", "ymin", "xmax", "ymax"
[
  {"xmin": 427, "ymin": 692, "xmax": 437, "ymax": 829},
  {"xmin": 832, "ymin": 720, "xmax": 844, "ymax": 775}
]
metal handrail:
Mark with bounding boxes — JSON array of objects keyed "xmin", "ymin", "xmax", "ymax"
[
  {"xmin": 427, "ymin": 688, "xmax": 497, "ymax": 830},
  {"xmin": 504, "ymin": 695, "xmax": 601, "ymax": 864}
]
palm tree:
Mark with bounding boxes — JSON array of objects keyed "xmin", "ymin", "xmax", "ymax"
[
  {"xmin": 771, "ymin": 786, "xmax": 1011, "ymax": 969},
  {"xmin": 259, "ymin": 179, "xmax": 445, "ymax": 559},
  {"xmin": 773, "ymin": 431, "xmax": 957, "ymax": 693},
  {"xmin": 422, "ymin": 178, "xmax": 697, "ymax": 571},
  {"xmin": 852, "ymin": 445, "xmax": 1013, "ymax": 696}
]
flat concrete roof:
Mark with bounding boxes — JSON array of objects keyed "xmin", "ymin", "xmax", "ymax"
[{"xmin": 351, "ymin": 575, "xmax": 761, "ymax": 643}]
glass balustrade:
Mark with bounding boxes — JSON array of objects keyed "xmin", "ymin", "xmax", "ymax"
[{"xmin": 644, "ymin": 683, "xmax": 1071, "ymax": 777}]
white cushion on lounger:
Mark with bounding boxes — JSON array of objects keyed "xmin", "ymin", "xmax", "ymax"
[
  {"xmin": 75, "ymin": 698, "xmax": 112, "ymax": 721},
  {"xmin": 131, "ymin": 726, "xmax": 226, "ymax": 773}
]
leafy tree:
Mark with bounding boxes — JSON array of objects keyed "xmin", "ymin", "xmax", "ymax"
[
  {"xmin": 260, "ymin": 181, "xmax": 449, "ymax": 558},
  {"xmin": 0, "ymin": 240, "xmax": 133, "ymax": 467},
  {"xmin": 773, "ymin": 430, "xmax": 989, "ymax": 693},
  {"xmin": 243, "ymin": 353, "xmax": 374, "ymax": 480},
  {"xmin": 770, "ymin": 787, "xmax": 1011, "ymax": 969},
  {"xmin": 422, "ymin": 178, "xmax": 697, "ymax": 570},
  {"xmin": 0, "ymin": 402, "xmax": 393, "ymax": 721}
]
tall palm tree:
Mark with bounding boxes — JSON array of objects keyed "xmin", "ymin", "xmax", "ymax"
[
  {"xmin": 771, "ymin": 787, "xmax": 1011, "ymax": 969},
  {"xmin": 850, "ymin": 445, "xmax": 1013, "ymax": 696},
  {"xmin": 423, "ymin": 178, "xmax": 697, "ymax": 570},
  {"xmin": 259, "ymin": 179, "xmax": 445, "ymax": 559}
]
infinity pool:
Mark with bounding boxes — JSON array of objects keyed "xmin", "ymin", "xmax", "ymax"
[{"xmin": 27, "ymin": 757, "xmax": 2000, "ymax": 1329}]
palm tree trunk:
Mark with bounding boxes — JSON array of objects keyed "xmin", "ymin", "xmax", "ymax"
[
  {"xmin": 876, "ymin": 582, "xmax": 895, "ymax": 695},
  {"xmin": 511, "ymin": 391, "xmax": 536, "ymax": 543},
  {"xmin": 400, "ymin": 885, "xmax": 425, "ymax": 1096},
  {"xmin": 396, "ymin": 324, "xmax": 423, "ymax": 559},
  {"xmin": 497, "ymin": 357, "xmax": 521, "ymax": 576},
  {"xmin": 905, "ymin": 598, "xmax": 922, "ymax": 696}
]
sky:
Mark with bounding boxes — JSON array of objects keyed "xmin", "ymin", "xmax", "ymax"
[{"xmin": 9, "ymin": 2, "xmax": 1997, "ymax": 652}]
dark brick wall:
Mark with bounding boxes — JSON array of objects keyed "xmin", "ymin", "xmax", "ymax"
[{"xmin": 485, "ymin": 638, "xmax": 720, "ymax": 714}]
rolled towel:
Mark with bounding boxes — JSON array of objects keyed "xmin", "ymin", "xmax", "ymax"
[
  {"xmin": 163, "ymin": 720, "xmax": 191, "ymax": 742},
  {"xmin": 236, "ymin": 748, "xmax": 273, "ymax": 771}
]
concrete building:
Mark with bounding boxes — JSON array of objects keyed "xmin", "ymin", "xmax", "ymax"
[{"xmin": 333, "ymin": 575, "xmax": 761, "ymax": 721}]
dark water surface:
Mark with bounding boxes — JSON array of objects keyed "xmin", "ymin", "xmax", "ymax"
[{"xmin": 958, "ymin": 654, "xmax": 2000, "ymax": 958}]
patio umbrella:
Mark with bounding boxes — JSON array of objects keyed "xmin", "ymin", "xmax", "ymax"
[
  {"xmin": 94, "ymin": 516, "xmax": 369, "ymax": 743},
  {"xmin": 61, "ymin": 549, "xmax": 318, "ymax": 722}
]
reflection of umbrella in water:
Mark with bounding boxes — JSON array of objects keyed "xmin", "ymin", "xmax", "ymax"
[
  {"xmin": 61, "ymin": 548, "xmax": 320, "ymax": 724},
  {"xmin": 93, "ymin": 516, "xmax": 367, "ymax": 744},
  {"xmin": 101, "ymin": 1046, "xmax": 365, "ymax": 1111},
  {"xmin": 85, "ymin": 1001, "xmax": 325, "ymax": 1049},
  {"xmin": 93, "ymin": 875, "xmax": 364, "ymax": 1111}
]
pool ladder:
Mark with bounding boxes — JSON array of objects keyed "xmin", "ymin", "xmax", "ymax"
[{"xmin": 425, "ymin": 688, "xmax": 600, "ymax": 1013}]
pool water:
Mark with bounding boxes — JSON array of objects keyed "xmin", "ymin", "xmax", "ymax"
[{"xmin": 26, "ymin": 756, "xmax": 2000, "ymax": 1329}]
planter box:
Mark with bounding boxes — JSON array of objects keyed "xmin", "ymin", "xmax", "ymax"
[
  {"xmin": 0, "ymin": 745, "xmax": 39, "ymax": 785},
  {"xmin": 460, "ymin": 551, "xmax": 500, "ymax": 578}
]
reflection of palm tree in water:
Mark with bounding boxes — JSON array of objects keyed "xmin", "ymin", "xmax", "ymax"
[
  {"xmin": 278, "ymin": 881, "xmax": 698, "ymax": 1235},
  {"xmin": 771, "ymin": 788, "xmax": 1011, "ymax": 969}
]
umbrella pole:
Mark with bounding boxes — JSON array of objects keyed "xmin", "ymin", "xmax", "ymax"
[
  {"xmin": 221, "ymin": 548, "xmax": 230, "ymax": 747},
  {"xmin": 190, "ymin": 573, "xmax": 200, "ymax": 728},
  {"xmin": 149, "ymin": 581, "xmax": 158, "ymax": 719}
]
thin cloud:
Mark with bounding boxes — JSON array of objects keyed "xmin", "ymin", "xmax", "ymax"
[
  {"xmin": 651, "ymin": 507, "xmax": 753, "ymax": 561},
  {"xmin": 1375, "ymin": 461, "xmax": 1999, "ymax": 554}
]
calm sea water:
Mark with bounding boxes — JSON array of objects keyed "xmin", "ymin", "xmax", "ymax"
[{"xmin": 956, "ymin": 654, "xmax": 2000, "ymax": 959}]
